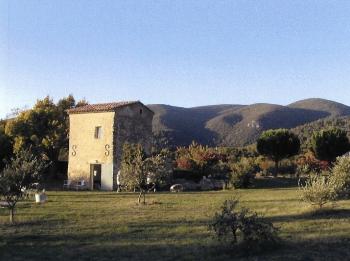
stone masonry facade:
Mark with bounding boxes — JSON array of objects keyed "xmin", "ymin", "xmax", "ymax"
[{"xmin": 67, "ymin": 101, "xmax": 154, "ymax": 190}]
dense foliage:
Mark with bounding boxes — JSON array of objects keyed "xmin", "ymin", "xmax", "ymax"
[
  {"xmin": 292, "ymin": 116, "xmax": 350, "ymax": 150},
  {"xmin": 230, "ymin": 158, "xmax": 258, "ymax": 188},
  {"xmin": 299, "ymin": 173, "xmax": 337, "ymax": 209},
  {"xmin": 257, "ymin": 129, "xmax": 300, "ymax": 176},
  {"xmin": 310, "ymin": 128, "xmax": 350, "ymax": 163},
  {"xmin": 0, "ymin": 121, "xmax": 13, "ymax": 171},
  {"xmin": 4, "ymin": 95, "xmax": 87, "ymax": 177},
  {"xmin": 295, "ymin": 152, "xmax": 329, "ymax": 176},
  {"xmin": 175, "ymin": 142, "xmax": 230, "ymax": 178},
  {"xmin": 331, "ymin": 156, "xmax": 350, "ymax": 198}
]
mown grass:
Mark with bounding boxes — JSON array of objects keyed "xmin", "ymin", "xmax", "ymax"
[{"xmin": 1, "ymin": 188, "xmax": 350, "ymax": 260}]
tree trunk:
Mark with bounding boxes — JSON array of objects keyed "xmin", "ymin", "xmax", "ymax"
[
  {"xmin": 143, "ymin": 191, "xmax": 146, "ymax": 205},
  {"xmin": 138, "ymin": 191, "xmax": 142, "ymax": 204},
  {"xmin": 9, "ymin": 207, "xmax": 14, "ymax": 224},
  {"xmin": 274, "ymin": 160, "xmax": 279, "ymax": 177}
]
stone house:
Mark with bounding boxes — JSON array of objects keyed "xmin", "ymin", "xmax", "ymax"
[{"xmin": 67, "ymin": 101, "xmax": 154, "ymax": 190}]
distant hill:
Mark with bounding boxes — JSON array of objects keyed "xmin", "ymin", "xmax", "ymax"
[
  {"xmin": 148, "ymin": 98, "xmax": 350, "ymax": 148},
  {"xmin": 288, "ymin": 98, "xmax": 350, "ymax": 117}
]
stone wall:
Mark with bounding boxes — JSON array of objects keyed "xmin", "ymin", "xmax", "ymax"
[{"xmin": 113, "ymin": 103, "xmax": 154, "ymax": 187}]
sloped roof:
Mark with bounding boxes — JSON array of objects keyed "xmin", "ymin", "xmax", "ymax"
[{"xmin": 67, "ymin": 101, "xmax": 153, "ymax": 114}]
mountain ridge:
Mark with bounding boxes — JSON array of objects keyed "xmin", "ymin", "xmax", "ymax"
[{"xmin": 148, "ymin": 98, "xmax": 350, "ymax": 148}]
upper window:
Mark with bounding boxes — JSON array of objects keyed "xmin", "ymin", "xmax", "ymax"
[
  {"xmin": 140, "ymin": 109, "xmax": 143, "ymax": 115},
  {"xmin": 94, "ymin": 126, "xmax": 102, "ymax": 139}
]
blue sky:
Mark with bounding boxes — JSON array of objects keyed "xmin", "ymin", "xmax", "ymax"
[{"xmin": 1, "ymin": 0, "xmax": 350, "ymax": 118}]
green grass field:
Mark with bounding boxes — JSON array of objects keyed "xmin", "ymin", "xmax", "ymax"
[{"xmin": 1, "ymin": 188, "xmax": 350, "ymax": 260}]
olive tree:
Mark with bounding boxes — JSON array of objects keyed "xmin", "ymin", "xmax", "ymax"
[
  {"xmin": 311, "ymin": 128, "xmax": 350, "ymax": 163},
  {"xmin": 120, "ymin": 143, "xmax": 172, "ymax": 204},
  {"xmin": 0, "ymin": 149, "xmax": 46, "ymax": 223},
  {"xmin": 257, "ymin": 129, "xmax": 300, "ymax": 176}
]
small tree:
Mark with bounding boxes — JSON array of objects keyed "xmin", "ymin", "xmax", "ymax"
[
  {"xmin": 120, "ymin": 144, "xmax": 172, "ymax": 204},
  {"xmin": 311, "ymin": 128, "xmax": 350, "ymax": 163},
  {"xmin": 209, "ymin": 198, "xmax": 278, "ymax": 249},
  {"xmin": 299, "ymin": 173, "xmax": 337, "ymax": 209},
  {"xmin": 257, "ymin": 129, "xmax": 300, "ymax": 176},
  {"xmin": 0, "ymin": 149, "xmax": 46, "ymax": 223},
  {"xmin": 331, "ymin": 156, "xmax": 350, "ymax": 198}
]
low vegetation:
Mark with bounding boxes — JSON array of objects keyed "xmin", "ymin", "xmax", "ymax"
[
  {"xmin": 299, "ymin": 173, "xmax": 337, "ymax": 209},
  {"xmin": 209, "ymin": 198, "xmax": 278, "ymax": 250}
]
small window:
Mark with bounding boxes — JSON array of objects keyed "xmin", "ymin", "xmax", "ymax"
[
  {"xmin": 94, "ymin": 126, "xmax": 102, "ymax": 139},
  {"xmin": 140, "ymin": 109, "xmax": 143, "ymax": 115}
]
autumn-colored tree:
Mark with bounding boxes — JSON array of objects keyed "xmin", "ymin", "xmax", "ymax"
[{"xmin": 175, "ymin": 142, "xmax": 225, "ymax": 175}]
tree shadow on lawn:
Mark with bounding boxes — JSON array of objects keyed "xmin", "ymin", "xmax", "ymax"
[
  {"xmin": 266, "ymin": 208, "xmax": 350, "ymax": 223},
  {"xmin": 253, "ymin": 177, "xmax": 304, "ymax": 189},
  {"xmin": 0, "ymin": 217, "xmax": 68, "ymax": 228}
]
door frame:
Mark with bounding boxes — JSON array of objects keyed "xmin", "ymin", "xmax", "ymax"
[{"xmin": 90, "ymin": 164, "xmax": 102, "ymax": 190}]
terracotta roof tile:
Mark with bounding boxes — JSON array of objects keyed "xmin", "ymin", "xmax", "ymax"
[{"xmin": 67, "ymin": 101, "xmax": 139, "ymax": 114}]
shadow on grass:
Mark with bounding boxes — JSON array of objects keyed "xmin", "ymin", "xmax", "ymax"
[
  {"xmin": 1, "ymin": 234, "xmax": 350, "ymax": 261},
  {"xmin": 266, "ymin": 208, "xmax": 350, "ymax": 223},
  {"xmin": 0, "ymin": 218, "xmax": 68, "ymax": 228},
  {"xmin": 253, "ymin": 177, "xmax": 304, "ymax": 189}
]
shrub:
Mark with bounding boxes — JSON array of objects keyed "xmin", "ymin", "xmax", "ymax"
[
  {"xmin": 209, "ymin": 199, "xmax": 279, "ymax": 250},
  {"xmin": 299, "ymin": 173, "xmax": 337, "ymax": 209},
  {"xmin": 230, "ymin": 158, "xmax": 258, "ymax": 188},
  {"xmin": 296, "ymin": 153, "xmax": 329, "ymax": 176},
  {"xmin": 331, "ymin": 156, "xmax": 350, "ymax": 198}
]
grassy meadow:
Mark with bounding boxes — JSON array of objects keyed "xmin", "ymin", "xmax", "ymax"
[{"xmin": 1, "ymin": 187, "xmax": 350, "ymax": 260}]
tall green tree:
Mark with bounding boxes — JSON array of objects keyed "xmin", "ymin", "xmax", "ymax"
[
  {"xmin": 5, "ymin": 95, "xmax": 87, "ymax": 177},
  {"xmin": 311, "ymin": 128, "xmax": 350, "ymax": 163},
  {"xmin": 257, "ymin": 129, "xmax": 300, "ymax": 176}
]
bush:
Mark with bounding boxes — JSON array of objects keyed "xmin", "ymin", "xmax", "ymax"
[
  {"xmin": 230, "ymin": 158, "xmax": 258, "ymax": 188},
  {"xmin": 296, "ymin": 152, "xmax": 329, "ymax": 176},
  {"xmin": 331, "ymin": 156, "xmax": 350, "ymax": 198},
  {"xmin": 299, "ymin": 173, "xmax": 337, "ymax": 209},
  {"xmin": 209, "ymin": 199, "xmax": 279, "ymax": 250}
]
